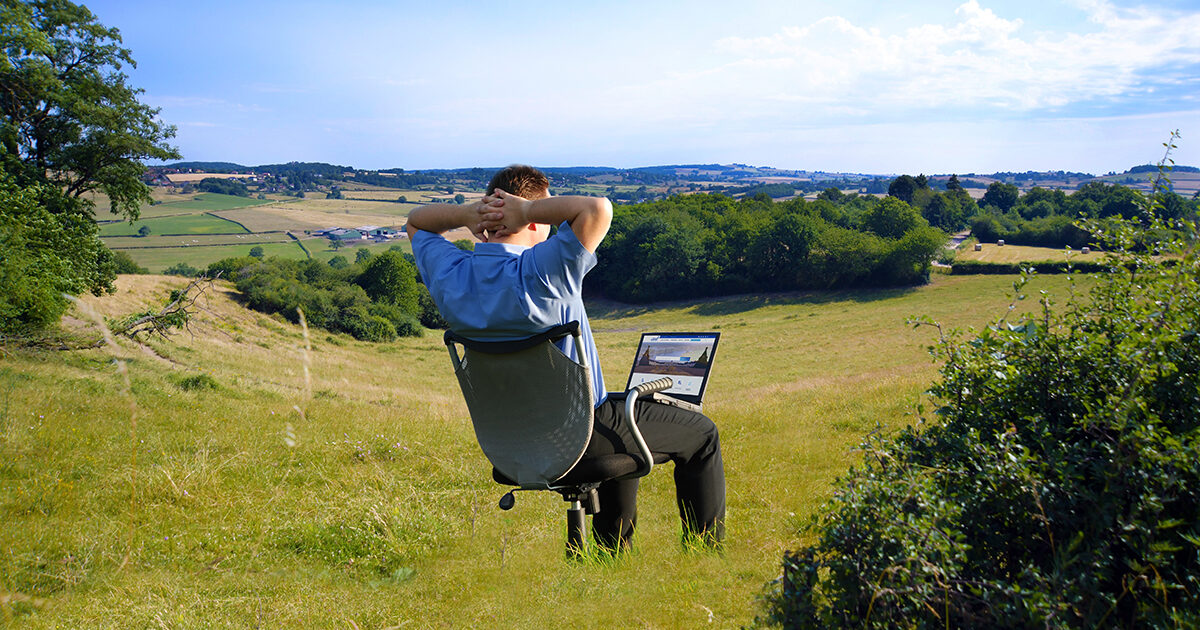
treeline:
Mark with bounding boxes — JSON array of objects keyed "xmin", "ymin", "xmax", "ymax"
[
  {"xmin": 196, "ymin": 177, "xmax": 249, "ymax": 197},
  {"xmin": 588, "ymin": 192, "xmax": 945, "ymax": 303},
  {"xmin": 970, "ymin": 180, "xmax": 1199, "ymax": 248},
  {"xmin": 205, "ymin": 249, "xmax": 444, "ymax": 342}
]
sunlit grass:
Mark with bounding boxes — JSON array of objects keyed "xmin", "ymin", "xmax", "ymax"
[{"xmin": 0, "ymin": 273, "xmax": 1085, "ymax": 627}]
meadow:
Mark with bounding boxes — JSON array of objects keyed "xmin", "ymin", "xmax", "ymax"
[{"xmin": 0, "ymin": 271, "xmax": 1075, "ymax": 627}]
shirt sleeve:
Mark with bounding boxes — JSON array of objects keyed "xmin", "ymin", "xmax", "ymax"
[
  {"xmin": 527, "ymin": 222, "xmax": 597, "ymax": 297},
  {"xmin": 411, "ymin": 229, "xmax": 468, "ymax": 290}
]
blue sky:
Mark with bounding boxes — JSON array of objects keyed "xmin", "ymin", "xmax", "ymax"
[{"xmin": 83, "ymin": 0, "xmax": 1200, "ymax": 174}]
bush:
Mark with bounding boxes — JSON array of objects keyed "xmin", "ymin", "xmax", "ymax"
[
  {"xmin": 338, "ymin": 307, "xmax": 396, "ymax": 342},
  {"xmin": 759, "ymin": 167, "xmax": 1200, "ymax": 627},
  {"xmin": 368, "ymin": 303, "xmax": 423, "ymax": 338},
  {"xmin": 111, "ymin": 250, "xmax": 148, "ymax": 274},
  {"xmin": 163, "ymin": 262, "xmax": 201, "ymax": 277},
  {"xmin": 0, "ymin": 180, "xmax": 116, "ymax": 335}
]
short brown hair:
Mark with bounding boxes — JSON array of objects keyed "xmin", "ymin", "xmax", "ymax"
[{"xmin": 486, "ymin": 165, "xmax": 550, "ymax": 199}]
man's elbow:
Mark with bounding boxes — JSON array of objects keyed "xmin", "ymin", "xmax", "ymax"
[{"xmin": 594, "ymin": 197, "xmax": 613, "ymax": 225}]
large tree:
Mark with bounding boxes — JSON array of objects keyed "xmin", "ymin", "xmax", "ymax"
[{"xmin": 0, "ymin": 0, "xmax": 177, "ymax": 334}]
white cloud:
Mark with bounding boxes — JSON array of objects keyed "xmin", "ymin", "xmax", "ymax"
[{"xmin": 700, "ymin": 0, "xmax": 1200, "ymax": 116}]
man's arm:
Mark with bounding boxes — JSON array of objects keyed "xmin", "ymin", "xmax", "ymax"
[
  {"xmin": 405, "ymin": 198, "xmax": 503, "ymax": 241},
  {"xmin": 487, "ymin": 191, "xmax": 613, "ymax": 252}
]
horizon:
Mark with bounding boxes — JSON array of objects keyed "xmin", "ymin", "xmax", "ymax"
[{"xmin": 85, "ymin": 0, "xmax": 1200, "ymax": 174}]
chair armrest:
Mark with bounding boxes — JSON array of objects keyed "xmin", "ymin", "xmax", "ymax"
[{"xmin": 621, "ymin": 377, "xmax": 673, "ymax": 479}]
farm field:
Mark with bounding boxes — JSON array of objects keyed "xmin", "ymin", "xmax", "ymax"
[
  {"xmin": 118, "ymin": 240, "xmax": 312, "ymax": 272},
  {"xmin": 99, "ymin": 213, "xmax": 248, "ymax": 237},
  {"xmin": 957, "ymin": 242, "xmax": 1104, "ymax": 263},
  {"xmin": 96, "ymin": 189, "xmax": 429, "ymax": 272},
  {"xmin": 0, "ymin": 272, "xmax": 1085, "ymax": 627}
]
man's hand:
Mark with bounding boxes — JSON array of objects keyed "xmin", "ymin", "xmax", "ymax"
[
  {"xmin": 471, "ymin": 196, "xmax": 506, "ymax": 242},
  {"xmin": 478, "ymin": 189, "xmax": 533, "ymax": 239}
]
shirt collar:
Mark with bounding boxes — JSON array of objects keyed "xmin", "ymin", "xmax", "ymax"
[{"xmin": 474, "ymin": 242, "xmax": 529, "ymax": 256}]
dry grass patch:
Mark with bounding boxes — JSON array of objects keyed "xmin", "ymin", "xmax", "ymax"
[{"xmin": 958, "ymin": 242, "xmax": 1104, "ymax": 264}]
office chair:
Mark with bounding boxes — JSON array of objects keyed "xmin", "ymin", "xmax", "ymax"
[{"xmin": 444, "ymin": 321, "xmax": 671, "ymax": 556}]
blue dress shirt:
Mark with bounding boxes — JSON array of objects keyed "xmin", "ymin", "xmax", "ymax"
[{"xmin": 412, "ymin": 223, "xmax": 608, "ymax": 406}]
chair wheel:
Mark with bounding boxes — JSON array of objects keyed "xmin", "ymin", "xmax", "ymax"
[{"xmin": 499, "ymin": 491, "xmax": 516, "ymax": 511}]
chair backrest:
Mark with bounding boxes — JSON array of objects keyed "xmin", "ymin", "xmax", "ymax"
[{"xmin": 444, "ymin": 323, "xmax": 594, "ymax": 489}]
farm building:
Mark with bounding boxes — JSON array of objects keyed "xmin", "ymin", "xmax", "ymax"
[{"xmin": 326, "ymin": 228, "xmax": 365, "ymax": 241}]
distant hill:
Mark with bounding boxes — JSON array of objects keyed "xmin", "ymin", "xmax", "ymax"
[
  {"xmin": 1127, "ymin": 164, "xmax": 1200, "ymax": 174},
  {"xmin": 165, "ymin": 161, "xmax": 250, "ymax": 172}
]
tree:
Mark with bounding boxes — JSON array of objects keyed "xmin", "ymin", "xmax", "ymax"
[
  {"xmin": 888, "ymin": 175, "xmax": 921, "ymax": 204},
  {"xmin": 981, "ymin": 181, "xmax": 1020, "ymax": 211},
  {"xmin": 355, "ymin": 250, "xmax": 420, "ymax": 315},
  {"xmin": 453, "ymin": 193, "xmax": 465, "ymax": 204},
  {"xmin": 946, "ymin": 174, "xmax": 964, "ymax": 191},
  {"xmin": 1, "ymin": 0, "xmax": 178, "ymax": 335},
  {"xmin": 248, "ymin": 245, "xmax": 264, "ymax": 259},
  {"xmin": 354, "ymin": 247, "xmax": 372, "ymax": 264},
  {"xmin": 137, "ymin": 225, "xmax": 150, "ymax": 237},
  {"xmin": 1, "ymin": 0, "xmax": 178, "ymax": 219},
  {"xmin": 863, "ymin": 196, "xmax": 923, "ymax": 239}
]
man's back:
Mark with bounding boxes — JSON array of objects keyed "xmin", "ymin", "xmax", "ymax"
[{"xmin": 411, "ymin": 222, "xmax": 607, "ymax": 403}]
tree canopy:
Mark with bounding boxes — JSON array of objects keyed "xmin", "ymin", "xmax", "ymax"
[{"xmin": 0, "ymin": 0, "xmax": 178, "ymax": 335}]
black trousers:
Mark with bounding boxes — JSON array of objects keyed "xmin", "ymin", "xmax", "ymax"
[{"xmin": 586, "ymin": 396, "xmax": 725, "ymax": 549}]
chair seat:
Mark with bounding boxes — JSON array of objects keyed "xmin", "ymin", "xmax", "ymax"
[{"xmin": 493, "ymin": 453, "xmax": 671, "ymax": 487}]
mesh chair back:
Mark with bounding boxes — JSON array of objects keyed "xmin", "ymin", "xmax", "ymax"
[{"xmin": 450, "ymin": 333, "xmax": 594, "ymax": 488}]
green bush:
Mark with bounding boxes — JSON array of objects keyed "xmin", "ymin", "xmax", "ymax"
[
  {"xmin": 163, "ymin": 262, "xmax": 201, "ymax": 277},
  {"xmin": 368, "ymin": 303, "xmax": 423, "ymax": 338},
  {"xmin": 0, "ymin": 180, "xmax": 116, "ymax": 335},
  {"xmin": 759, "ymin": 169, "xmax": 1200, "ymax": 627},
  {"xmin": 338, "ymin": 307, "xmax": 396, "ymax": 342},
  {"xmin": 111, "ymin": 250, "xmax": 148, "ymax": 274}
]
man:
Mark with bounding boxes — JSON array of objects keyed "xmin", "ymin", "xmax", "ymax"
[{"xmin": 407, "ymin": 165, "xmax": 724, "ymax": 550}]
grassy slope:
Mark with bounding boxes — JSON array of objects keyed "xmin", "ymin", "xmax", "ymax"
[{"xmin": 0, "ymin": 273, "xmax": 1079, "ymax": 627}]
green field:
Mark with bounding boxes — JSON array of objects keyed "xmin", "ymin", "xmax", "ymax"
[
  {"xmin": 0, "ymin": 272, "xmax": 1075, "ymax": 627},
  {"xmin": 154, "ymin": 192, "xmax": 276, "ymax": 212},
  {"xmin": 117, "ymin": 241, "xmax": 310, "ymax": 272},
  {"xmin": 116, "ymin": 237, "xmax": 412, "ymax": 272},
  {"xmin": 99, "ymin": 212, "xmax": 249, "ymax": 236}
]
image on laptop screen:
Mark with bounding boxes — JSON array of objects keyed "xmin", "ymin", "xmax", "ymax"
[{"xmin": 625, "ymin": 332, "xmax": 720, "ymax": 404}]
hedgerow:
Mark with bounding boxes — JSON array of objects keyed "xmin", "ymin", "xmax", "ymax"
[{"xmin": 759, "ymin": 137, "xmax": 1200, "ymax": 628}]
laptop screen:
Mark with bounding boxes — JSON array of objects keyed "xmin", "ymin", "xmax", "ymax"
[{"xmin": 625, "ymin": 332, "xmax": 720, "ymax": 405}]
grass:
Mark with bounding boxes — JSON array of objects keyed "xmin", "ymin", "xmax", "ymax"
[
  {"xmin": 0, "ymin": 272, "xmax": 1082, "ymax": 627},
  {"xmin": 98, "ymin": 213, "xmax": 249, "ymax": 237},
  {"xmin": 152, "ymin": 193, "xmax": 275, "ymax": 212},
  {"xmin": 116, "ymin": 241, "xmax": 310, "ymax": 272}
]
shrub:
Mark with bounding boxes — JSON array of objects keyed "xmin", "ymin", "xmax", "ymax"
[
  {"xmin": 368, "ymin": 303, "xmax": 423, "ymax": 338},
  {"xmin": 111, "ymin": 250, "xmax": 148, "ymax": 274},
  {"xmin": 759, "ymin": 152, "xmax": 1200, "ymax": 628},
  {"xmin": 163, "ymin": 262, "xmax": 201, "ymax": 277},
  {"xmin": 0, "ymin": 179, "xmax": 116, "ymax": 335}
]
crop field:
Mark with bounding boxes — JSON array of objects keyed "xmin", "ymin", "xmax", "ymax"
[
  {"xmin": 957, "ymin": 242, "xmax": 1104, "ymax": 263},
  {"xmin": 0, "ymin": 271, "xmax": 1083, "ymax": 627},
  {"xmin": 98, "ymin": 213, "xmax": 248, "ymax": 237}
]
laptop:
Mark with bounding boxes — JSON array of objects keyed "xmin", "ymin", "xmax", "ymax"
[{"xmin": 623, "ymin": 332, "xmax": 720, "ymax": 412}]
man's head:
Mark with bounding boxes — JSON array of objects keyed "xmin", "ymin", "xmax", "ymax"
[
  {"xmin": 485, "ymin": 165, "xmax": 552, "ymax": 245},
  {"xmin": 487, "ymin": 165, "xmax": 550, "ymax": 200}
]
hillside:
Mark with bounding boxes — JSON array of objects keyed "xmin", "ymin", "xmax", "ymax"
[{"xmin": 2, "ymin": 272, "xmax": 1084, "ymax": 627}]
